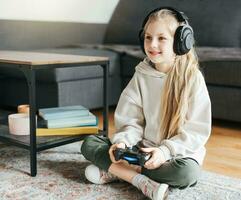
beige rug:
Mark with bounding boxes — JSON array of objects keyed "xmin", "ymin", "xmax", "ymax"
[{"xmin": 0, "ymin": 142, "xmax": 241, "ymax": 200}]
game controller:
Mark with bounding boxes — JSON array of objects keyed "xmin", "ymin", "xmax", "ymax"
[{"xmin": 113, "ymin": 146, "xmax": 151, "ymax": 166}]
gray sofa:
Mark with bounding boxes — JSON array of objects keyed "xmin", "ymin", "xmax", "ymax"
[{"xmin": 0, "ymin": 0, "xmax": 241, "ymax": 122}]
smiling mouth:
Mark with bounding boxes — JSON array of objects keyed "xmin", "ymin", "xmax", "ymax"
[{"xmin": 149, "ymin": 51, "xmax": 161, "ymax": 56}]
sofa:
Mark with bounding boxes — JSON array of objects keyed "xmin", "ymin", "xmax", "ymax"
[{"xmin": 0, "ymin": 0, "xmax": 241, "ymax": 122}]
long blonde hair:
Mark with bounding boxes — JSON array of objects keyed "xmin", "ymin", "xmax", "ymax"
[{"xmin": 144, "ymin": 9, "xmax": 200, "ymax": 139}]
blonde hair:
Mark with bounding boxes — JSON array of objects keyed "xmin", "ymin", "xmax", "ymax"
[{"xmin": 144, "ymin": 9, "xmax": 200, "ymax": 139}]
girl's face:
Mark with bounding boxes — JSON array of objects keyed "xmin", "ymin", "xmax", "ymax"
[{"xmin": 144, "ymin": 18, "xmax": 176, "ymax": 72}]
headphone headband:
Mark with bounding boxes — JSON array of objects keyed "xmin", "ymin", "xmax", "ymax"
[{"xmin": 141, "ymin": 7, "xmax": 189, "ymax": 28}]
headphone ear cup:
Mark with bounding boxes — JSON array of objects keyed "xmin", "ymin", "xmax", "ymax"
[
  {"xmin": 138, "ymin": 29, "xmax": 146, "ymax": 54},
  {"xmin": 174, "ymin": 25, "xmax": 194, "ymax": 55}
]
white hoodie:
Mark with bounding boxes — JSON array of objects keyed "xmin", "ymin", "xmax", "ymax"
[{"xmin": 110, "ymin": 58, "xmax": 212, "ymax": 165}]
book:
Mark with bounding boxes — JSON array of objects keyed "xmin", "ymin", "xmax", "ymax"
[
  {"xmin": 38, "ymin": 105, "xmax": 89, "ymax": 120},
  {"xmin": 46, "ymin": 112, "xmax": 98, "ymax": 128},
  {"xmin": 36, "ymin": 126, "xmax": 98, "ymax": 136}
]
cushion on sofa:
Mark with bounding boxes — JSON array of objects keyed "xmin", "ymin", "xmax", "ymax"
[
  {"xmin": 105, "ymin": 0, "xmax": 241, "ymax": 47},
  {"xmin": 114, "ymin": 46, "xmax": 241, "ymax": 89},
  {"xmin": 0, "ymin": 75, "xmax": 121, "ymax": 108},
  {"xmin": 197, "ymin": 47, "xmax": 241, "ymax": 87},
  {"xmin": 208, "ymin": 85, "xmax": 241, "ymax": 122}
]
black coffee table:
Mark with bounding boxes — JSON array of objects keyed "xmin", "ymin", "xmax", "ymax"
[{"xmin": 0, "ymin": 50, "xmax": 109, "ymax": 176}]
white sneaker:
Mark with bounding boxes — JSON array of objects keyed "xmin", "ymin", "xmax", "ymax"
[
  {"xmin": 85, "ymin": 164, "xmax": 118, "ymax": 184},
  {"xmin": 153, "ymin": 183, "xmax": 169, "ymax": 200}
]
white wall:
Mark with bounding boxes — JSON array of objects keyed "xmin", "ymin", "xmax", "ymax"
[{"xmin": 0, "ymin": 0, "xmax": 119, "ymax": 23}]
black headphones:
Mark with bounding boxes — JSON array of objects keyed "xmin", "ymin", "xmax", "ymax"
[{"xmin": 139, "ymin": 7, "xmax": 194, "ymax": 55}]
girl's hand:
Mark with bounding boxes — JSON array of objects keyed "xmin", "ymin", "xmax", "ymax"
[
  {"xmin": 141, "ymin": 147, "xmax": 165, "ymax": 169},
  {"xmin": 109, "ymin": 142, "xmax": 126, "ymax": 163}
]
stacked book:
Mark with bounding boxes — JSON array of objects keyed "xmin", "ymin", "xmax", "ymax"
[{"xmin": 37, "ymin": 105, "xmax": 98, "ymax": 136}]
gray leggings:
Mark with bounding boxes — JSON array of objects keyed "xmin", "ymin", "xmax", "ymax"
[{"xmin": 81, "ymin": 135, "xmax": 201, "ymax": 189}]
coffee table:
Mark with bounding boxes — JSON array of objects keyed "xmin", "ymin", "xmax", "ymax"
[{"xmin": 0, "ymin": 50, "xmax": 109, "ymax": 176}]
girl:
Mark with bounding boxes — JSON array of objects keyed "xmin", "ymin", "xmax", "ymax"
[{"xmin": 81, "ymin": 7, "xmax": 211, "ymax": 200}]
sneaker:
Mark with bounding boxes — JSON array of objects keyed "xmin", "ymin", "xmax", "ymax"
[
  {"xmin": 153, "ymin": 183, "xmax": 169, "ymax": 200},
  {"xmin": 85, "ymin": 164, "xmax": 118, "ymax": 184}
]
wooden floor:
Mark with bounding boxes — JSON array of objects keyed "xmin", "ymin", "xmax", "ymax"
[
  {"xmin": 203, "ymin": 120, "xmax": 241, "ymax": 179},
  {"xmin": 92, "ymin": 107, "xmax": 241, "ymax": 179}
]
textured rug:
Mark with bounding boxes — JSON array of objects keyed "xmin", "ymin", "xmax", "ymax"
[{"xmin": 0, "ymin": 141, "xmax": 240, "ymax": 200}]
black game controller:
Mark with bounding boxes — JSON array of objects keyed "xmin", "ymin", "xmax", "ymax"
[{"xmin": 113, "ymin": 146, "xmax": 151, "ymax": 166}]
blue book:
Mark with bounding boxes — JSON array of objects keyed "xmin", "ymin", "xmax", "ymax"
[
  {"xmin": 46, "ymin": 112, "xmax": 98, "ymax": 128},
  {"xmin": 39, "ymin": 105, "xmax": 89, "ymax": 120}
]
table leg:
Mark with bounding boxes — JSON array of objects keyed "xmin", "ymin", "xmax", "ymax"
[
  {"xmin": 28, "ymin": 69, "xmax": 37, "ymax": 176},
  {"xmin": 102, "ymin": 62, "xmax": 109, "ymax": 137}
]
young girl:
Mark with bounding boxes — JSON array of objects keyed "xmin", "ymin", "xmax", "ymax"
[{"xmin": 81, "ymin": 7, "xmax": 211, "ymax": 200}]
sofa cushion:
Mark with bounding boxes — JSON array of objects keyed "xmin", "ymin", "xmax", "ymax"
[
  {"xmin": 105, "ymin": 0, "xmax": 241, "ymax": 47},
  {"xmin": 0, "ymin": 48, "xmax": 121, "ymax": 82},
  {"xmin": 85, "ymin": 45, "xmax": 241, "ymax": 89},
  {"xmin": 208, "ymin": 85, "xmax": 241, "ymax": 122},
  {"xmin": 109, "ymin": 45, "xmax": 241, "ymax": 89},
  {"xmin": 197, "ymin": 47, "xmax": 241, "ymax": 87},
  {"xmin": 0, "ymin": 75, "xmax": 121, "ymax": 109},
  {"xmin": 72, "ymin": 44, "xmax": 145, "ymax": 88},
  {"xmin": 76, "ymin": 44, "xmax": 146, "ymax": 78},
  {"xmin": 121, "ymin": 49, "xmax": 144, "ymax": 77}
]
